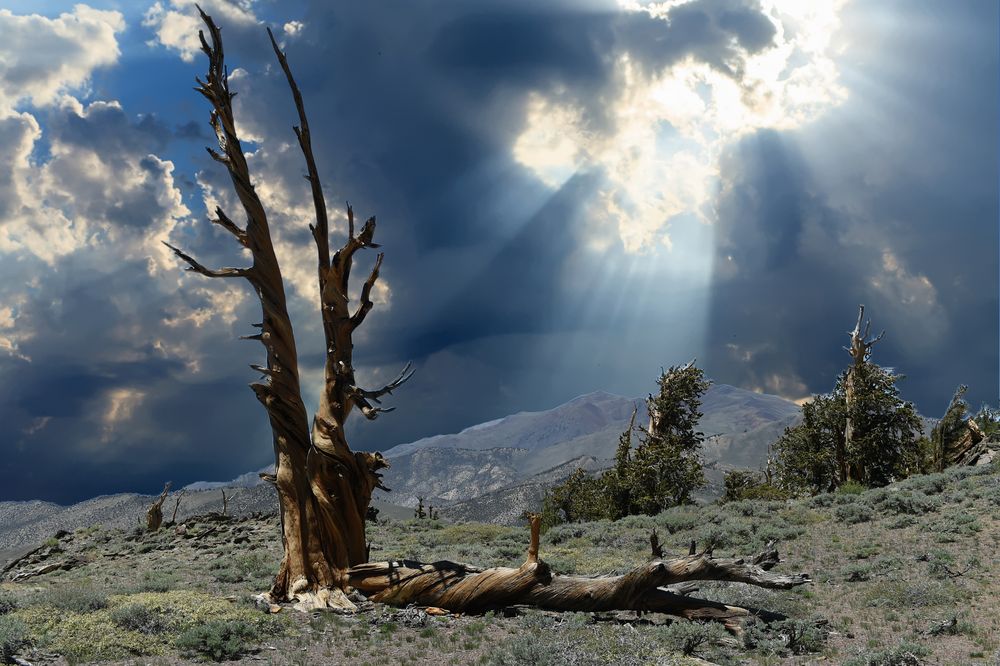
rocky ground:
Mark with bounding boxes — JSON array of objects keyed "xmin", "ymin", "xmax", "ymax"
[{"xmin": 1, "ymin": 462, "xmax": 998, "ymax": 665}]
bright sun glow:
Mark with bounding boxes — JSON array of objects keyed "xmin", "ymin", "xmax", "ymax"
[{"xmin": 513, "ymin": 0, "xmax": 850, "ymax": 253}]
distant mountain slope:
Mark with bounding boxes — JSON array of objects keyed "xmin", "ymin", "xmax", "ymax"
[
  {"xmin": 381, "ymin": 385, "xmax": 803, "ymax": 508},
  {"xmin": 1, "ymin": 384, "xmax": 941, "ymax": 546},
  {"xmin": 381, "ymin": 391, "xmax": 638, "ymax": 459}
]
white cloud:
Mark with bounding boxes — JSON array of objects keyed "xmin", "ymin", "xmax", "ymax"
[
  {"xmin": 513, "ymin": 0, "xmax": 850, "ymax": 252},
  {"xmin": 0, "ymin": 5, "xmax": 124, "ymax": 110},
  {"xmin": 143, "ymin": 0, "xmax": 259, "ymax": 62},
  {"xmin": 0, "ymin": 100, "xmax": 190, "ymax": 266}
]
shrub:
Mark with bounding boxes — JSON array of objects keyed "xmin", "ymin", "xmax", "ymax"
[
  {"xmin": 809, "ymin": 492, "xmax": 835, "ymax": 508},
  {"xmin": 869, "ymin": 490, "xmax": 941, "ymax": 516},
  {"xmin": 0, "ymin": 592, "xmax": 16, "ymax": 616},
  {"xmin": 0, "ymin": 616, "xmax": 30, "ymax": 664},
  {"xmin": 843, "ymin": 556, "xmax": 900, "ymax": 583},
  {"xmin": 696, "ymin": 516, "xmax": 753, "ymax": 550},
  {"xmin": 484, "ymin": 634, "xmax": 576, "ymax": 665},
  {"xmin": 32, "ymin": 583, "xmax": 108, "ymax": 612},
  {"xmin": 759, "ymin": 619, "xmax": 827, "ymax": 655},
  {"xmin": 837, "ymin": 481, "xmax": 867, "ymax": 495},
  {"xmin": 842, "ymin": 640, "xmax": 930, "ymax": 666},
  {"xmin": 659, "ymin": 620, "xmax": 727, "ymax": 656},
  {"xmin": 543, "ymin": 524, "xmax": 585, "ymax": 546},
  {"xmin": 175, "ymin": 619, "xmax": 265, "ymax": 662},
  {"xmin": 723, "ymin": 470, "xmax": 791, "ymax": 502},
  {"xmin": 888, "ymin": 515, "xmax": 916, "ymax": 529},
  {"xmin": 658, "ymin": 504, "xmax": 703, "ymax": 534},
  {"xmin": 109, "ymin": 603, "xmax": 170, "ymax": 634},
  {"xmin": 900, "ymin": 472, "xmax": 948, "ymax": 495},
  {"xmin": 136, "ymin": 570, "xmax": 179, "ymax": 593},
  {"xmin": 13, "ymin": 605, "xmax": 159, "ymax": 662},
  {"xmin": 834, "ymin": 503, "xmax": 874, "ymax": 524}
]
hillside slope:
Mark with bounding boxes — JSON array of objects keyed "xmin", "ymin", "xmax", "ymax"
[
  {"xmin": 1, "ymin": 463, "xmax": 996, "ymax": 665},
  {"xmin": 380, "ymin": 385, "xmax": 803, "ymax": 507}
]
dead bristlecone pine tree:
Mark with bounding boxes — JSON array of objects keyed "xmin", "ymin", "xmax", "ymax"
[
  {"xmin": 146, "ymin": 482, "xmax": 171, "ymax": 532},
  {"xmin": 166, "ymin": 10, "xmax": 810, "ymax": 624}
]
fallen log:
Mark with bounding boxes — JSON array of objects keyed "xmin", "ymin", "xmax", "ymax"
[{"xmin": 279, "ymin": 516, "xmax": 809, "ymax": 631}]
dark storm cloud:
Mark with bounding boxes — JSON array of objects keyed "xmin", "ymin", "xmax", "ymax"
[
  {"xmin": 0, "ymin": 93, "xmax": 273, "ymax": 503},
  {"xmin": 704, "ymin": 0, "xmax": 998, "ymax": 415},
  {"xmin": 2, "ymin": 0, "xmax": 995, "ymax": 504},
  {"xmin": 216, "ymin": 0, "xmax": 780, "ymax": 345},
  {"xmin": 162, "ymin": 0, "xmax": 782, "ymax": 456},
  {"xmin": 704, "ymin": 130, "xmax": 879, "ymax": 397},
  {"xmin": 0, "ymin": 249, "xmax": 273, "ymax": 503}
]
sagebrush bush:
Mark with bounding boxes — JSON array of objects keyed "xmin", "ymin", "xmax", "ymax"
[
  {"xmin": 868, "ymin": 489, "xmax": 941, "ymax": 516},
  {"xmin": 659, "ymin": 620, "xmax": 727, "ymax": 656},
  {"xmin": 0, "ymin": 616, "xmax": 30, "ymax": 664},
  {"xmin": 484, "ymin": 637, "xmax": 571, "ymax": 666},
  {"xmin": 658, "ymin": 504, "xmax": 704, "ymax": 534},
  {"xmin": 837, "ymin": 480, "xmax": 867, "ymax": 495},
  {"xmin": 898, "ymin": 472, "xmax": 948, "ymax": 495},
  {"xmin": 109, "ymin": 602, "xmax": 170, "ymax": 634},
  {"xmin": 842, "ymin": 556, "xmax": 900, "ymax": 583},
  {"xmin": 743, "ymin": 618, "xmax": 827, "ymax": 656},
  {"xmin": 842, "ymin": 639, "xmax": 930, "ymax": 666},
  {"xmin": 834, "ymin": 503, "xmax": 874, "ymax": 524},
  {"xmin": 32, "ymin": 583, "xmax": 108, "ymax": 612},
  {"xmin": 175, "ymin": 619, "xmax": 265, "ymax": 662},
  {"xmin": 136, "ymin": 570, "xmax": 179, "ymax": 593},
  {"xmin": 0, "ymin": 591, "xmax": 16, "ymax": 616}
]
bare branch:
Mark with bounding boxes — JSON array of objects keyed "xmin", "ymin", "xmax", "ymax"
[
  {"xmin": 351, "ymin": 252, "xmax": 384, "ymax": 329},
  {"xmin": 210, "ymin": 206, "xmax": 248, "ymax": 247},
  {"xmin": 333, "ymin": 213, "xmax": 380, "ymax": 295},
  {"xmin": 354, "ymin": 399, "xmax": 396, "ymax": 420},
  {"xmin": 352, "ymin": 362, "xmax": 415, "ymax": 404},
  {"xmin": 162, "ymin": 242, "xmax": 250, "ymax": 279},
  {"xmin": 266, "ymin": 26, "xmax": 331, "ymax": 278}
]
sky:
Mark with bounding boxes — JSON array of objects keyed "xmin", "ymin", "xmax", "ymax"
[{"xmin": 0, "ymin": 0, "xmax": 996, "ymax": 503}]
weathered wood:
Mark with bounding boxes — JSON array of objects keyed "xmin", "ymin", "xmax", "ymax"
[
  {"xmin": 345, "ymin": 517, "xmax": 808, "ymax": 629},
  {"xmin": 146, "ymin": 482, "xmax": 171, "ymax": 532},
  {"xmin": 946, "ymin": 419, "xmax": 987, "ymax": 467},
  {"xmin": 170, "ymin": 10, "xmax": 408, "ymax": 610}
]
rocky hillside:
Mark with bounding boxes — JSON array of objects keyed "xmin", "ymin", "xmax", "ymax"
[{"xmin": 382, "ymin": 385, "xmax": 802, "ymax": 509}]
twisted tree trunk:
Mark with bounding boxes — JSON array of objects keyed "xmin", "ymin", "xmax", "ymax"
[{"xmin": 167, "ymin": 11, "xmax": 407, "ymax": 610}]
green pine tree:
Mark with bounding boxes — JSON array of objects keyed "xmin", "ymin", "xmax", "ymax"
[
  {"xmin": 541, "ymin": 362, "xmax": 710, "ymax": 527},
  {"xmin": 931, "ymin": 385, "xmax": 969, "ymax": 471},
  {"xmin": 628, "ymin": 363, "xmax": 709, "ymax": 513},
  {"xmin": 774, "ymin": 363, "xmax": 922, "ymax": 493}
]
